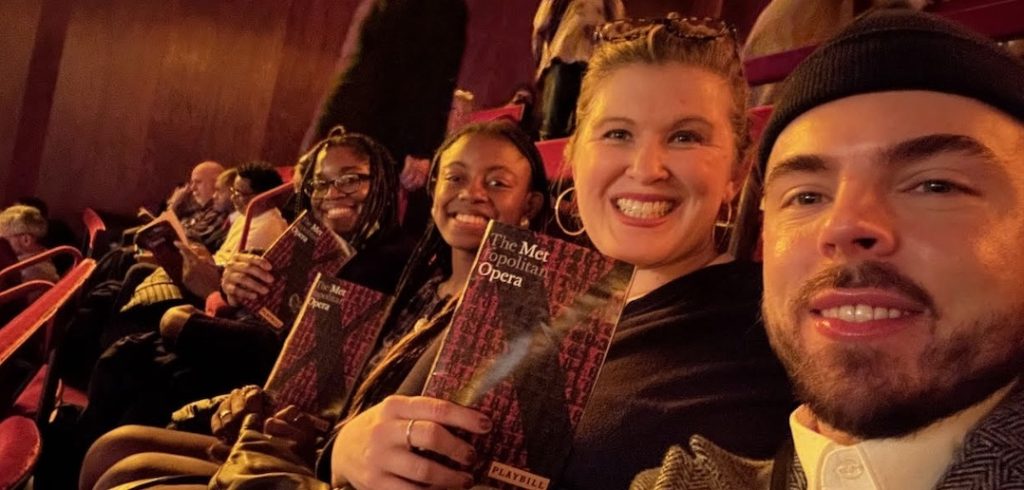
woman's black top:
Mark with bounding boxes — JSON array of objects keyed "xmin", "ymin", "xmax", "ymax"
[{"xmin": 392, "ymin": 260, "xmax": 795, "ymax": 490}]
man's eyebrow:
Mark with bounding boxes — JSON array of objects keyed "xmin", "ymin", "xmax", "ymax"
[
  {"xmin": 764, "ymin": 154, "xmax": 829, "ymax": 188},
  {"xmin": 882, "ymin": 133, "xmax": 1000, "ymax": 166},
  {"xmin": 764, "ymin": 134, "xmax": 1002, "ymax": 189}
]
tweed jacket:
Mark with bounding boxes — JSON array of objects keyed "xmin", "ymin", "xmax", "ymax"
[{"xmin": 631, "ymin": 381, "xmax": 1024, "ymax": 489}]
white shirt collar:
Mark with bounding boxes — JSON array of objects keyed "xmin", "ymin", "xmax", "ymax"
[{"xmin": 790, "ymin": 381, "xmax": 1015, "ymax": 490}]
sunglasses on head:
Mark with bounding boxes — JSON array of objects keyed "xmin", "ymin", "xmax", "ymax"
[{"xmin": 594, "ymin": 13, "xmax": 736, "ymax": 44}]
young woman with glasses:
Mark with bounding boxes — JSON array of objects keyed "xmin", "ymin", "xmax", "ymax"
[
  {"xmin": 78, "ymin": 128, "xmax": 411, "ymax": 490},
  {"xmin": 80, "ymin": 121, "xmax": 549, "ymax": 490}
]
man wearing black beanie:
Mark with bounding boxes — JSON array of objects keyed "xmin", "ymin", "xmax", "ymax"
[{"xmin": 633, "ymin": 7, "xmax": 1024, "ymax": 490}]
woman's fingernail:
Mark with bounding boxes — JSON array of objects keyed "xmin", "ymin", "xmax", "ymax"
[{"xmin": 479, "ymin": 417, "xmax": 492, "ymax": 433}]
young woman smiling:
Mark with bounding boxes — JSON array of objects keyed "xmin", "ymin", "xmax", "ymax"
[
  {"xmin": 323, "ymin": 15, "xmax": 796, "ymax": 490},
  {"xmin": 80, "ymin": 121, "xmax": 550, "ymax": 490}
]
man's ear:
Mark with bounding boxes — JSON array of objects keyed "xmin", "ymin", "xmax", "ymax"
[{"xmin": 525, "ymin": 191, "xmax": 545, "ymax": 221}]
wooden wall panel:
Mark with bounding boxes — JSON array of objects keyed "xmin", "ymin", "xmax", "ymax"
[
  {"xmin": 0, "ymin": 0, "xmax": 44, "ymax": 199},
  {"xmin": 34, "ymin": 0, "xmax": 177, "ymax": 220},
  {"xmin": 260, "ymin": 0, "xmax": 360, "ymax": 164},
  {"xmin": 33, "ymin": 0, "xmax": 352, "ymax": 221},
  {"xmin": 8, "ymin": 0, "xmax": 769, "ymax": 224},
  {"xmin": 138, "ymin": 0, "xmax": 291, "ymax": 172},
  {"xmin": 3, "ymin": 0, "xmax": 73, "ymax": 205}
]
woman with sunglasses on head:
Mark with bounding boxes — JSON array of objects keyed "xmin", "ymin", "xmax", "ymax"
[
  {"xmin": 321, "ymin": 15, "xmax": 796, "ymax": 490},
  {"xmin": 553, "ymin": 15, "xmax": 794, "ymax": 488}
]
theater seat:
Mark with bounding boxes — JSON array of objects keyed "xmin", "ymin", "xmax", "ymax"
[
  {"xmin": 536, "ymin": 138, "xmax": 569, "ymax": 181},
  {"xmin": 467, "ymin": 104, "xmax": 525, "ymax": 125},
  {"xmin": 11, "ymin": 368, "xmax": 88, "ymax": 417},
  {"xmin": 82, "ymin": 208, "xmax": 107, "ymax": 258},
  {"xmin": 0, "ymin": 415, "xmax": 41, "ymax": 490},
  {"xmin": 238, "ymin": 183, "xmax": 294, "ymax": 252}
]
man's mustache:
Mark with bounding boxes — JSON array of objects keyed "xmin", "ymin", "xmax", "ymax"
[{"xmin": 792, "ymin": 261, "xmax": 937, "ymax": 316}]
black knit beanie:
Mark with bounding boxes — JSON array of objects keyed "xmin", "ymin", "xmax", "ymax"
[{"xmin": 757, "ymin": 8, "xmax": 1024, "ymax": 174}]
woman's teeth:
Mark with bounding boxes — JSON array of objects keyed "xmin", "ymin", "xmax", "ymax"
[
  {"xmin": 820, "ymin": 305, "xmax": 911, "ymax": 322},
  {"xmin": 454, "ymin": 213, "xmax": 487, "ymax": 226},
  {"xmin": 615, "ymin": 198, "xmax": 673, "ymax": 219},
  {"xmin": 325, "ymin": 206, "xmax": 354, "ymax": 219}
]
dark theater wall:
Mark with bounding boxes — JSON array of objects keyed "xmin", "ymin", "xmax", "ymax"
[
  {"xmin": 1, "ymin": 0, "xmax": 766, "ymax": 226},
  {"xmin": 456, "ymin": 0, "xmax": 764, "ymax": 108},
  {"xmin": 3, "ymin": 0, "xmax": 358, "ymax": 223},
  {"xmin": 0, "ymin": 0, "xmax": 46, "ymax": 200}
]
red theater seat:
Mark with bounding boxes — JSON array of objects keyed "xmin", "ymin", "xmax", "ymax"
[
  {"xmin": 238, "ymin": 183, "xmax": 294, "ymax": 252},
  {"xmin": 0, "ymin": 246, "xmax": 83, "ymax": 288},
  {"xmin": 536, "ymin": 138, "xmax": 570, "ymax": 181},
  {"xmin": 82, "ymin": 208, "xmax": 107, "ymax": 257},
  {"xmin": 0, "ymin": 415, "xmax": 41, "ymax": 490},
  {"xmin": 0, "ymin": 259, "xmax": 95, "ymax": 422},
  {"xmin": 467, "ymin": 104, "xmax": 525, "ymax": 125},
  {"xmin": 276, "ymin": 166, "xmax": 294, "ymax": 184}
]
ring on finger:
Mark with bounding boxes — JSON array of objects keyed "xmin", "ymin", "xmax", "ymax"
[{"xmin": 405, "ymin": 419, "xmax": 417, "ymax": 451}]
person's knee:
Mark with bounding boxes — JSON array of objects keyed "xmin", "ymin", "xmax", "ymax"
[
  {"xmin": 81, "ymin": 426, "xmax": 153, "ymax": 490},
  {"xmin": 160, "ymin": 305, "xmax": 199, "ymax": 345},
  {"xmin": 92, "ymin": 452, "xmax": 173, "ymax": 489}
]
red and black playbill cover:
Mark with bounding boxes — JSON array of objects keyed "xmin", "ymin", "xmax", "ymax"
[
  {"xmin": 421, "ymin": 221, "xmax": 634, "ymax": 490},
  {"xmin": 263, "ymin": 273, "xmax": 390, "ymax": 430},
  {"xmin": 240, "ymin": 210, "xmax": 355, "ymax": 331}
]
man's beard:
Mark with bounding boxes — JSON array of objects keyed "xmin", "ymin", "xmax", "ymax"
[{"xmin": 765, "ymin": 261, "xmax": 1024, "ymax": 440}]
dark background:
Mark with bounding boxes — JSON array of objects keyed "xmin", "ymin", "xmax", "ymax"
[{"xmin": 0, "ymin": 0, "xmax": 769, "ymax": 229}]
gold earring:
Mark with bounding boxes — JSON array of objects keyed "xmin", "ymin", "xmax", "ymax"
[
  {"xmin": 555, "ymin": 186, "xmax": 586, "ymax": 237},
  {"xmin": 519, "ymin": 216, "xmax": 530, "ymax": 228},
  {"xmin": 715, "ymin": 201, "xmax": 734, "ymax": 229}
]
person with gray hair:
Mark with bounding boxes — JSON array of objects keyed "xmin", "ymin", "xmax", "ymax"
[{"xmin": 0, "ymin": 204, "xmax": 59, "ymax": 283}]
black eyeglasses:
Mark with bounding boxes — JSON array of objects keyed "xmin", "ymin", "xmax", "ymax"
[
  {"xmin": 309, "ymin": 173, "xmax": 371, "ymax": 195},
  {"xmin": 594, "ymin": 13, "xmax": 736, "ymax": 44}
]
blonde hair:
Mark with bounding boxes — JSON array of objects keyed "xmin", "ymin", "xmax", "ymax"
[
  {"xmin": 216, "ymin": 168, "xmax": 238, "ymax": 188},
  {"xmin": 0, "ymin": 205, "xmax": 48, "ymax": 239},
  {"xmin": 567, "ymin": 22, "xmax": 751, "ymax": 170}
]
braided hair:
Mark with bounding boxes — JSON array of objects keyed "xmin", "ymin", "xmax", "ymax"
[
  {"xmin": 390, "ymin": 119, "xmax": 550, "ymax": 317},
  {"xmin": 346, "ymin": 120, "xmax": 551, "ymax": 414},
  {"xmin": 295, "ymin": 126, "xmax": 399, "ymax": 251}
]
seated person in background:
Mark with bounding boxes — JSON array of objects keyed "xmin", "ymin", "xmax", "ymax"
[
  {"xmin": 56, "ymin": 163, "xmax": 288, "ymax": 487},
  {"xmin": 633, "ymin": 9, "xmax": 1024, "ymax": 490},
  {"xmin": 79, "ymin": 120, "xmax": 547, "ymax": 490},
  {"xmin": 217, "ymin": 168, "xmax": 241, "ymax": 226},
  {"xmin": 0, "ymin": 204, "xmax": 60, "ymax": 283},
  {"xmin": 118, "ymin": 161, "xmax": 286, "ymax": 318},
  {"xmin": 16, "ymin": 196, "xmax": 79, "ymax": 271},
  {"xmin": 146, "ymin": 128, "xmax": 411, "ymax": 387},
  {"xmin": 170, "ymin": 160, "xmax": 232, "ymax": 253}
]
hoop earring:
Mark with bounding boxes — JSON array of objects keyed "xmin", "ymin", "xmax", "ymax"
[
  {"xmin": 715, "ymin": 201, "xmax": 734, "ymax": 229},
  {"xmin": 555, "ymin": 187, "xmax": 586, "ymax": 237},
  {"xmin": 519, "ymin": 217, "xmax": 530, "ymax": 228}
]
